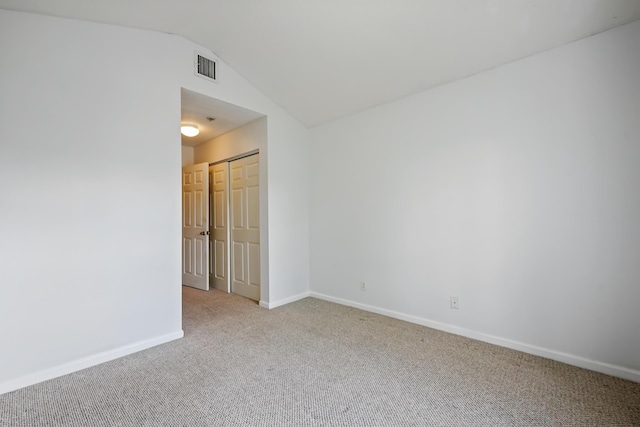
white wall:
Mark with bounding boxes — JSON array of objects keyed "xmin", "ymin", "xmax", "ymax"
[
  {"xmin": 0, "ymin": 9, "xmax": 310, "ymax": 393},
  {"xmin": 194, "ymin": 118, "xmax": 265, "ymax": 163},
  {"xmin": 310, "ymin": 20, "xmax": 640, "ymax": 381},
  {"xmin": 181, "ymin": 146, "xmax": 195, "ymax": 166},
  {"xmin": 193, "ymin": 118, "xmax": 272, "ymax": 304}
]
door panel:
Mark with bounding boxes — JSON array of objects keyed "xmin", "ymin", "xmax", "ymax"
[
  {"xmin": 230, "ymin": 154, "xmax": 260, "ymax": 301},
  {"xmin": 231, "ymin": 189, "xmax": 244, "ymax": 228},
  {"xmin": 183, "ymin": 193, "xmax": 192, "ymax": 227},
  {"xmin": 183, "ymin": 238, "xmax": 192, "ymax": 275},
  {"xmin": 248, "ymin": 243, "xmax": 260, "ymax": 286},
  {"xmin": 210, "ymin": 163, "xmax": 229, "ymax": 292},
  {"xmin": 233, "ymin": 241, "xmax": 245, "ymax": 282},
  {"xmin": 247, "ymin": 186, "xmax": 260, "ymax": 228},
  {"xmin": 214, "ymin": 241, "xmax": 225, "ymax": 279},
  {"xmin": 182, "ymin": 163, "xmax": 210, "ymax": 290}
]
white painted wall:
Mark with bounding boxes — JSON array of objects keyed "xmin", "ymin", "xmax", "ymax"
[
  {"xmin": 194, "ymin": 118, "xmax": 265, "ymax": 163},
  {"xmin": 309, "ymin": 20, "xmax": 640, "ymax": 381},
  {"xmin": 181, "ymin": 146, "xmax": 195, "ymax": 166},
  {"xmin": 0, "ymin": 9, "xmax": 310, "ymax": 393},
  {"xmin": 194, "ymin": 118, "xmax": 272, "ymax": 304}
]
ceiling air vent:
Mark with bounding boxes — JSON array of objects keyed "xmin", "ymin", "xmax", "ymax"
[{"xmin": 195, "ymin": 53, "xmax": 218, "ymax": 82}]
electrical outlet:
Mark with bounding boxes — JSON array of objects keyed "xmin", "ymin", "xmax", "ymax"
[
  {"xmin": 360, "ymin": 281, "xmax": 367, "ymax": 292},
  {"xmin": 450, "ymin": 296, "xmax": 459, "ymax": 309}
]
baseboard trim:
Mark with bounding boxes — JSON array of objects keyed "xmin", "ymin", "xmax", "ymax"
[
  {"xmin": 260, "ymin": 291, "xmax": 311, "ymax": 309},
  {"xmin": 0, "ymin": 330, "xmax": 184, "ymax": 395},
  {"xmin": 309, "ymin": 292, "xmax": 640, "ymax": 383}
]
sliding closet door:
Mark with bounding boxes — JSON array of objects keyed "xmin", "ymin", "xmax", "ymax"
[
  {"xmin": 210, "ymin": 162, "xmax": 229, "ymax": 292},
  {"xmin": 229, "ymin": 154, "xmax": 260, "ymax": 301}
]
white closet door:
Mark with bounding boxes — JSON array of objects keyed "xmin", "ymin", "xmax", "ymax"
[
  {"xmin": 210, "ymin": 162, "xmax": 229, "ymax": 292},
  {"xmin": 229, "ymin": 154, "xmax": 260, "ymax": 301},
  {"xmin": 182, "ymin": 162, "xmax": 210, "ymax": 290}
]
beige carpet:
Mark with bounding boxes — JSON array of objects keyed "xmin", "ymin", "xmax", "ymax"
[{"xmin": 1, "ymin": 287, "xmax": 639, "ymax": 426}]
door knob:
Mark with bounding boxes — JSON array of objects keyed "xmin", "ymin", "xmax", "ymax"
[{"xmin": 199, "ymin": 231, "xmax": 210, "ymax": 236}]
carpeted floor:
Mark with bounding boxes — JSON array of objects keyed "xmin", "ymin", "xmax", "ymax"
[{"xmin": 1, "ymin": 287, "xmax": 639, "ymax": 426}]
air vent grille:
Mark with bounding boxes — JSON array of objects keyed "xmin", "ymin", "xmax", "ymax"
[{"xmin": 195, "ymin": 54, "xmax": 217, "ymax": 82}]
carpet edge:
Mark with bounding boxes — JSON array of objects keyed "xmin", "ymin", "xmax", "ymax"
[
  {"xmin": 309, "ymin": 291, "xmax": 640, "ymax": 383},
  {"xmin": 260, "ymin": 291, "xmax": 311, "ymax": 309},
  {"xmin": 0, "ymin": 330, "xmax": 184, "ymax": 395}
]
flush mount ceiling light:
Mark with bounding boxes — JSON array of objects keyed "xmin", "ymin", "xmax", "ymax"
[{"xmin": 180, "ymin": 123, "xmax": 199, "ymax": 137}]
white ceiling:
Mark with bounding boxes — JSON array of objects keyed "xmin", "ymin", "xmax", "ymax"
[
  {"xmin": 2, "ymin": 1, "xmax": 640, "ymax": 127},
  {"xmin": 180, "ymin": 88, "xmax": 264, "ymax": 147}
]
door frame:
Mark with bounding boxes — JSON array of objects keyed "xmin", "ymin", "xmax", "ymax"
[{"xmin": 180, "ymin": 89, "xmax": 269, "ymax": 305}]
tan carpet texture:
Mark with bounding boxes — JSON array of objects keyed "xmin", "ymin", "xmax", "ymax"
[{"xmin": 1, "ymin": 287, "xmax": 639, "ymax": 426}]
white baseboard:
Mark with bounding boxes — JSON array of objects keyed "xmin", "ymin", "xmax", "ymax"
[
  {"xmin": 0, "ymin": 330, "xmax": 184, "ymax": 395},
  {"xmin": 260, "ymin": 291, "xmax": 311, "ymax": 309},
  {"xmin": 310, "ymin": 292, "xmax": 640, "ymax": 383}
]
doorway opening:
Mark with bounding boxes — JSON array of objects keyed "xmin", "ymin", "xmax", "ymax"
[{"xmin": 180, "ymin": 88, "xmax": 268, "ymax": 304}]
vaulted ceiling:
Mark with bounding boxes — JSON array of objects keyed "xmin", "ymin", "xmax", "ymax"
[{"xmin": 2, "ymin": 0, "xmax": 640, "ymax": 127}]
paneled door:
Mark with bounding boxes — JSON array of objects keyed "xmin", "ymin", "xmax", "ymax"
[
  {"xmin": 182, "ymin": 162, "xmax": 210, "ymax": 290},
  {"xmin": 229, "ymin": 154, "xmax": 260, "ymax": 301},
  {"xmin": 210, "ymin": 162, "xmax": 229, "ymax": 292}
]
